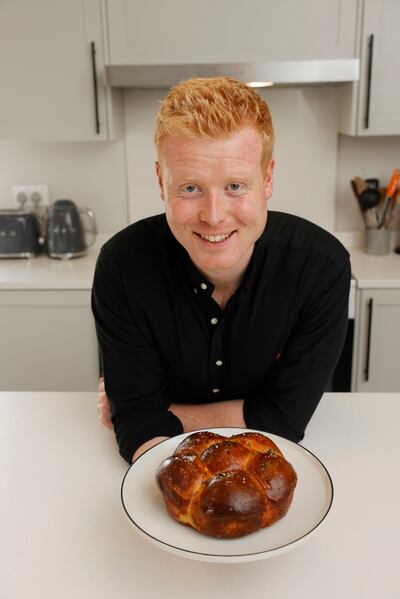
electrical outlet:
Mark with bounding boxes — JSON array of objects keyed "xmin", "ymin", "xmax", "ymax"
[{"xmin": 12, "ymin": 184, "xmax": 50, "ymax": 208}]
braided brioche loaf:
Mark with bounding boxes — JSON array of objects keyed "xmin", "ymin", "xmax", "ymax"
[{"xmin": 156, "ymin": 431, "xmax": 297, "ymax": 539}]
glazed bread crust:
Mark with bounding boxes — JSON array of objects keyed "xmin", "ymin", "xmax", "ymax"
[{"xmin": 156, "ymin": 431, "xmax": 297, "ymax": 538}]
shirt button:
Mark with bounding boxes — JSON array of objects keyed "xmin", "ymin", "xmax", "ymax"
[
  {"xmin": 212, "ymin": 388, "xmax": 220, "ymax": 394},
  {"xmin": 211, "ymin": 317, "xmax": 218, "ymax": 325},
  {"xmin": 216, "ymin": 360, "xmax": 223, "ymax": 366},
  {"xmin": 200, "ymin": 283, "xmax": 207, "ymax": 290}
]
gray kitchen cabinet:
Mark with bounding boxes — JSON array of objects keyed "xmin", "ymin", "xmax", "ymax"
[
  {"xmin": 106, "ymin": 0, "xmax": 358, "ymax": 65},
  {"xmin": 0, "ymin": 290, "xmax": 99, "ymax": 391},
  {"xmin": 0, "ymin": 0, "xmax": 122, "ymax": 141},
  {"xmin": 339, "ymin": 0, "xmax": 400, "ymax": 135},
  {"xmin": 352, "ymin": 288, "xmax": 400, "ymax": 391}
]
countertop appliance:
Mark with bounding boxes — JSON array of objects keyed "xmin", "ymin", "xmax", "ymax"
[
  {"xmin": 46, "ymin": 199, "xmax": 97, "ymax": 259},
  {"xmin": 0, "ymin": 209, "xmax": 42, "ymax": 258}
]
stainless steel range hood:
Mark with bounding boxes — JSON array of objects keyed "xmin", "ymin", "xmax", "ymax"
[{"xmin": 105, "ymin": 59, "xmax": 359, "ymax": 89}]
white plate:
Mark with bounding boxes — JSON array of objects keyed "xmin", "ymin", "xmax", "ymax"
[{"xmin": 121, "ymin": 427, "xmax": 333, "ymax": 563}]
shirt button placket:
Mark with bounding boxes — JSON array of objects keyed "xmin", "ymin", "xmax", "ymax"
[{"xmin": 209, "ymin": 314, "xmax": 224, "ymax": 398}]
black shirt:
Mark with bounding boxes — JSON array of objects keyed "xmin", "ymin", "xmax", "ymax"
[{"xmin": 91, "ymin": 211, "xmax": 351, "ymax": 463}]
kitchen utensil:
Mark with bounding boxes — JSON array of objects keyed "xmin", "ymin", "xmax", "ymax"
[
  {"xmin": 352, "ymin": 176, "xmax": 369, "ymax": 197},
  {"xmin": 351, "ymin": 179, "xmax": 373, "ymax": 226},
  {"xmin": 378, "ymin": 169, "xmax": 400, "ymax": 228},
  {"xmin": 0, "ymin": 209, "xmax": 43, "ymax": 258},
  {"xmin": 46, "ymin": 199, "xmax": 97, "ymax": 259},
  {"xmin": 350, "ymin": 179, "xmax": 362, "ymax": 202},
  {"xmin": 359, "ymin": 187, "xmax": 381, "ymax": 210},
  {"xmin": 365, "ymin": 178, "xmax": 380, "ymax": 190},
  {"xmin": 358, "ymin": 187, "xmax": 380, "ymax": 227},
  {"xmin": 350, "ymin": 180, "xmax": 368, "ymax": 225}
]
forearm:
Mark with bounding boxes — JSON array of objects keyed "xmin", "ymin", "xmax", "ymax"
[
  {"xmin": 131, "ymin": 436, "xmax": 170, "ymax": 462},
  {"xmin": 169, "ymin": 400, "xmax": 246, "ymax": 432},
  {"xmin": 129, "ymin": 401, "xmax": 245, "ymax": 463}
]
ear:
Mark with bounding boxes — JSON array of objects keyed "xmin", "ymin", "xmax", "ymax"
[
  {"xmin": 263, "ymin": 159, "xmax": 275, "ymax": 200},
  {"xmin": 155, "ymin": 161, "xmax": 165, "ymax": 201}
]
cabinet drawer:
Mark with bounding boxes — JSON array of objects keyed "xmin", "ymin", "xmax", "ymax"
[{"xmin": 0, "ymin": 290, "xmax": 99, "ymax": 391}]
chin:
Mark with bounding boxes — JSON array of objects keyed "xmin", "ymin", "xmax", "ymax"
[{"xmin": 195, "ymin": 257, "xmax": 238, "ymax": 273}]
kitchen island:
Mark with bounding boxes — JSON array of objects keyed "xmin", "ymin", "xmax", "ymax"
[{"xmin": 1, "ymin": 391, "xmax": 399, "ymax": 598}]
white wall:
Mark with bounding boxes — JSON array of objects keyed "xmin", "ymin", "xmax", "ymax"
[
  {"xmin": 124, "ymin": 86, "xmax": 339, "ymax": 232},
  {"xmin": 0, "ymin": 139, "xmax": 129, "ymax": 234}
]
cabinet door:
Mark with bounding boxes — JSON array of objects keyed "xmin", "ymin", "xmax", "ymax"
[
  {"xmin": 354, "ymin": 289, "xmax": 400, "ymax": 391},
  {"xmin": 0, "ymin": 0, "xmax": 121, "ymax": 141},
  {"xmin": 0, "ymin": 290, "xmax": 99, "ymax": 391},
  {"xmin": 339, "ymin": 0, "xmax": 400, "ymax": 135},
  {"xmin": 106, "ymin": 0, "xmax": 358, "ymax": 64}
]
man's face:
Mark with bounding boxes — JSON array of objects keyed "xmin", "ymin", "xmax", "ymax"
[{"xmin": 156, "ymin": 126, "xmax": 274, "ymax": 283}]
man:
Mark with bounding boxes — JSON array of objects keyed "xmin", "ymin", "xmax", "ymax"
[{"xmin": 92, "ymin": 76, "xmax": 350, "ymax": 464}]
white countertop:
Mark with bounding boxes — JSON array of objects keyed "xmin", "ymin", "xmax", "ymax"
[
  {"xmin": 0, "ymin": 234, "xmax": 110, "ymax": 290},
  {"xmin": 350, "ymin": 247, "xmax": 400, "ymax": 288},
  {"xmin": 1, "ymin": 391, "xmax": 399, "ymax": 599}
]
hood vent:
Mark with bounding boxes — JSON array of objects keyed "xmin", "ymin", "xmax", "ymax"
[{"xmin": 105, "ymin": 59, "xmax": 359, "ymax": 89}]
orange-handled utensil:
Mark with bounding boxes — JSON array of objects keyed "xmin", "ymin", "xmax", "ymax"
[
  {"xmin": 378, "ymin": 169, "xmax": 400, "ymax": 228},
  {"xmin": 387, "ymin": 169, "xmax": 400, "ymax": 198}
]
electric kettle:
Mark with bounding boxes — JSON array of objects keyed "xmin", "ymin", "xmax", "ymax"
[{"xmin": 46, "ymin": 199, "xmax": 97, "ymax": 259}]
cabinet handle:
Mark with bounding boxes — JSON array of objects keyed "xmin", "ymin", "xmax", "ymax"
[
  {"xmin": 364, "ymin": 34, "xmax": 374, "ymax": 129},
  {"xmin": 90, "ymin": 41, "xmax": 100, "ymax": 134},
  {"xmin": 364, "ymin": 298, "xmax": 373, "ymax": 381}
]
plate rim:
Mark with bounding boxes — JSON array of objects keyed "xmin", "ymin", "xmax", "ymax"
[{"xmin": 121, "ymin": 427, "xmax": 334, "ymax": 559}]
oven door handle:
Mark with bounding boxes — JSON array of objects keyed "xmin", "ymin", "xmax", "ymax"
[{"xmin": 364, "ymin": 298, "xmax": 373, "ymax": 382}]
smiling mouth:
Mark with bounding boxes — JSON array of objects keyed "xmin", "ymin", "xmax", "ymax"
[{"xmin": 196, "ymin": 231, "xmax": 236, "ymax": 243}]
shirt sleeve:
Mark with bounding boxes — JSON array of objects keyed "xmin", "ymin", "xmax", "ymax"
[
  {"xmin": 243, "ymin": 255, "xmax": 351, "ymax": 443},
  {"xmin": 91, "ymin": 246, "xmax": 183, "ymax": 463}
]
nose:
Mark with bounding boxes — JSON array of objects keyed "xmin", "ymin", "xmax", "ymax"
[{"xmin": 199, "ymin": 191, "xmax": 225, "ymax": 227}]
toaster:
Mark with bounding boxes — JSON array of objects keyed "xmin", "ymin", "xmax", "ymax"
[{"xmin": 0, "ymin": 210, "xmax": 43, "ymax": 258}]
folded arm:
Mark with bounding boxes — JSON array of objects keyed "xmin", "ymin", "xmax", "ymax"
[
  {"xmin": 97, "ymin": 375, "xmax": 245, "ymax": 460},
  {"xmin": 243, "ymin": 257, "xmax": 351, "ymax": 442}
]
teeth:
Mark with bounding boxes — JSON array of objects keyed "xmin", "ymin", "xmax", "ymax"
[{"xmin": 201, "ymin": 232, "xmax": 231, "ymax": 243}]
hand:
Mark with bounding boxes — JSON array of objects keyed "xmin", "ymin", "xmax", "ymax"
[{"xmin": 96, "ymin": 377, "xmax": 114, "ymax": 430}]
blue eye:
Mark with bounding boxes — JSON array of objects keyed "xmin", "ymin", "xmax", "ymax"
[
  {"xmin": 228, "ymin": 183, "xmax": 241, "ymax": 191},
  {"xmin": 183, "ymin": 185, "xmax": 198, "ymax": 193}
]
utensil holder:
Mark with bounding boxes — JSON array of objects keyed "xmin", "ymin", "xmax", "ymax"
[{"xmin": 364, "ymin": 228, "xmax": 391, "ymax": 255}]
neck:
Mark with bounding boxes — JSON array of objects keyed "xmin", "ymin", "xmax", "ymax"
[
  {"xmin": 207, "ymin": 269, "xmax": 246, "ymax": 309},
  {"xmin": 192, "ymin": 241, "xmax": 257, "ymax": 308},
  {"xmin": 211, "ymin": 284, "xmax": 238, "ymax": 310}
]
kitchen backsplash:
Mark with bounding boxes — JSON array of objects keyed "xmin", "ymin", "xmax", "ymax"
[
  {"xmin": 0, "ymin": 139, "xmax": 129, "ymax": 234},
  {"xmin": 0, "ymin": 86, "xmax": 399, "ymax": 237}
]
